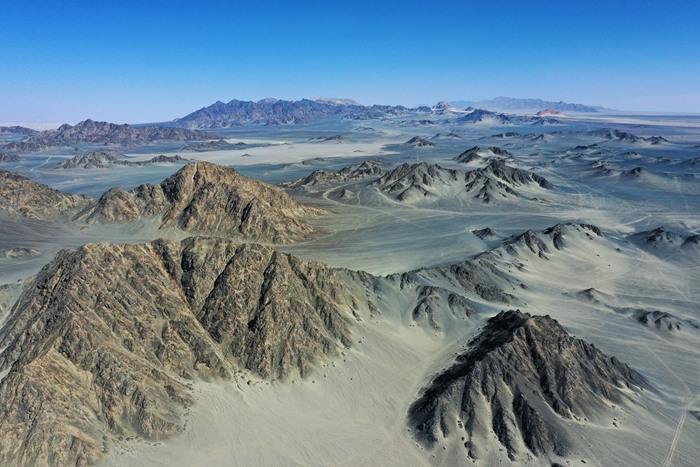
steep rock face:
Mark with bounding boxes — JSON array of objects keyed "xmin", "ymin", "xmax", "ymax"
[
  {"xmin": 281, "ymin": 160, "xmax": 385, "ymax": 189},
  {"xmin": 0, "ymin": 238, "xmax": 365, "ymax": 466},
  {"xmin": 78, "ymin": 161, "xmax": 320, "ymax": 243},
  {"xmin": 408, "ymin": 310, "xmax": 647, "ymax": 461},
  {"xmin": 0, "ymin": 170, "xmax": 92, "ymax": 219}
]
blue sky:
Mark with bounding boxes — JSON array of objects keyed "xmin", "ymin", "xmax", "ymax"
[{"xmin": 1, "ymin": 0, "xmax": 699, "ymax": 124}]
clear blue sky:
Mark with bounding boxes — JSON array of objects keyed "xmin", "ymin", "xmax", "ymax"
[{"xmin": 1, "ymin": 0, "xmax": 698, "ymax": 124}]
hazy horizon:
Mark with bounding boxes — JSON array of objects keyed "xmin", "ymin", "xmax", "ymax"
[{"xmin": 2, "ymin": 1, "xmax": 699, "ymax": 124}]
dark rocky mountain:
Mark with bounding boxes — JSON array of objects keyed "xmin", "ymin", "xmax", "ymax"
[
  {"xmin": 615, "ymin": 308, "xmax": 699, "ymax": 333},
  {"xmin": 56, "ymin": 151, "xmax": 122, "ymax": 168},
  {"xmin": 454, "ymin": 146, "xmax": 513, "ymax": 164},
  {"xmin": 0, "ymin": 237, "xmax": 370, "ymax": 465},
  {"xmin": 472, "ymin": 227, "xmax": 498, "ymax": 239},
  {"xmin": 1, "ymin": 119, "xmax": 212, "ymax": 152},
  {"xmin": 478, "ymin": 160, "xmax": 552, "ymax": 189},
  {"xmin": 431, "ymin": 131, "xmax": 462, "ymax": 140},
  {"xmin": 455, "ymin": 108, "xmax": 557, "ymax": 126},
  {"xmin": 536, "ymin": 108, "xmax": 563, "ymax": 116},
  {"xmin": 408, "ymin": 310, "xmax": 647, "ymax": 462},
  {"xmin": 0, "ymin": 170, "xmax": 92, "ymax": 219},
  {"xmin": 588, "ymin": 129, "xmax": 669, "ymax": 145},
  {"xmin": 431, "ymin": 101, "xmax": 460, "ymax": 115},
  {"xmin": 627, "ymin": 226, "xmax": 700, "ymax": 252},
  {"xmin": 309, "ymin": 135, "xmax": 344, "ymax": 143},
  {"xmin": 463, "ymin": 160, "xmax": 553, "ymax": 202},
  {"xmin": 281, "ymin": 160, "xmax": 385, "ymax": 189},
  {"xmin": 403, "ymin": 136, "xmax": 435, "ymax": 147},
  {"xmin": 373, "ymin": 162, "xmax": 460, "ymax": 201},
  {"xmin": 0, "ymin": 126, "xmax": 37, "ymax": 137},
  {"xmin": 0, "ymin": 153, "xmax": 21, "ymax": 163},
  {"xmin": 456, "ymin": 108, "xmax": 514, "ymax": 124},
  {"xmin": 183, "ymin": 139, "xmax": 251, "ymax": 152},
  {"xmin": 173, "ymin": 98, "xmax": 423, "ymax": 128},
  {"xmin": 56, "ymin": 151, "xmax": 189, "ymax": 169},
  {"xmin": 619, "ymin": 166, "xmax": 648, "ymax": 179},
  {"xmin": 373, "ymin": 160, "xmax": 551, "ymax": 204},
  {"xmin": 451, "ymin": 97, "xmax": 603, "ymax": 113},
  {"xmin": 77, "ymin": 161, "xmax": 320, "ymax": 243},
  {"xmin": 396, "ymin": 224, "xmax": 604, "ymax": 306}
]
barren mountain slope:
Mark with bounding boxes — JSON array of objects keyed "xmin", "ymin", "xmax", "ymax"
[{"xmin": 78, "ymin": 161, "xmax": 321, "ymax": 243}]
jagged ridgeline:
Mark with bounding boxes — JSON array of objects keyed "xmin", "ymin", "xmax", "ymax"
[
  {"xmin": 0, "ymin": 170, "xmax": 93, "ymax": 219},
  {"xmin": 77, "ymin": 161, "xmax": 321, "ymax": 243},
  {"xmin": 0, "ymin": 238, "xmax": 373, "ymax": 466},
  {"xmin": 408, "ymin": 310, "xmax": 647, "ymax": 462}
]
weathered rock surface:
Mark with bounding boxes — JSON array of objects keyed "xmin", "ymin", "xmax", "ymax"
[
  {"xmin": 0, "ymin": 237, "xmax": 367, "ymax": 466},
  {"xmin": 374, "ymin": 162, "xmax": 460, "ymax": 201},
  {"xmin": 373, "ymin": 160, "xmax": 552, "ymax": 204},
  {"xmin": 281, "ymin": 160, "xmax": 385, "ymax": 189},
  {"xmin": 454, "ymin": 146, "xmax": 513, "ymax": 164},
  {"xmin": 0, "ymin": 170, "xmax": 92, "ymax": 219},
  {"xmin": 408, "ymin": 310, "xmax": 647, "ymax": 461},
  {"xmin": 77, "ymin": 161, "xmax": 320, "ymax": 243}
]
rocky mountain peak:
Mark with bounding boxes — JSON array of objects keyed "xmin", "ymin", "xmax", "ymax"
[
  {"xmin": 78, "ymin": 161, "xmax": 321, "ymax": 243},
  {"xmin": 408, "ymin": 309, "xmax": 647, "ymax": 461}
]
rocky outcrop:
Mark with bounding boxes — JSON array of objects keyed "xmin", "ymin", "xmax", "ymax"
[
  {"xmin": 56, "ymin": 151, "xmax": 123, "ymax": 168},
  {"xmin": 500, "ymin": 223, "xmax": 602, "ymax": 259},
  {"xmin": 373, "ymin": 162, "xmax": 460, "ymax": 201},
  {"xmin": 183, "ymin": 139, "xmax": 250, "ymax": 152},
  {"xmin": 410, "ymin": 286, "xmax": 475, "ymax": 330},
  {"xmin": 472, "ymin": 227, "xmax": 498, "ymax": 240},
  {"xmin": 463, "ymin": 160, "xmax": 552, "ymax": 203},
  {"xmin": 408, "ymin": 310, "xmax": 647, "ymax": 461},
  {"xmin": 454, "ymin": 146, "xmax": 513, "ymax": 164},
  {"xmin": 281, "ymin": 160, "xmax": 385, "ymax": 189},
  {"xmin": 627, "ymin": 227, "xmax": 700, "ymax": 255},
  {"xmin": 404, "ymin": 136, "xmax": 435, "ymax": 147},
  {"xmin": 587, "ymin": 129, "xmax": 668, "ymax": 145},
  {"xmin": 77, "ymin": 161, "xmax": 320, "ymax": 243},
  {"xmin": 0, "ymin": 170, "xmax": 92, "ymax": 219},
  {"xmin": 0, "ymin": 237, "xmax": 367, "ymax": 466}
]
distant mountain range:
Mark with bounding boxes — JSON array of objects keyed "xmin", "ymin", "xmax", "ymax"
[
  {"xmin": 450, "ymin": 97, "xmax": 605, "ymax": 113},
  {"xmin": 173, "ymin": 97, "xmax": 429, "ymax": 128},
  {"xmin": 1, "ymin": 119, "xmax": 211, "ymax": 152}
]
